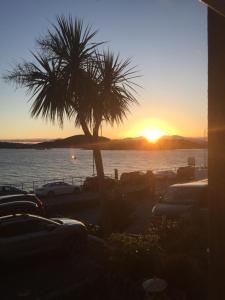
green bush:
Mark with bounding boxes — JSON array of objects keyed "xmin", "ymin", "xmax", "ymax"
[
  {"xmin": 148, "ymin": 219, "xmax": 208, "ymax": 258},
  {"xmin": 106, "ymin": 233, "xmax": 164, "ymax": 280},
  {"xmin": 147, "ymin": 220, "xmax": 208, "ymax": 298}
]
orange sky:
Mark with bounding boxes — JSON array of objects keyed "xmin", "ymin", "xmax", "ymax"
[{"xmin": 0, "ymin": 0, "xmax": 207, "ymax": 140}]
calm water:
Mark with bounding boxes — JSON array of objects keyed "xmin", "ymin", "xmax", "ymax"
[{"xmin": 0, "ymin": 148, "xmax": 207, "ymax": 188}]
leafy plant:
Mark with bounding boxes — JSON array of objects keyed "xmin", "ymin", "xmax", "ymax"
[{"xmin": 106, "ymin": 233, "xmax": 164, "ymax": 280}]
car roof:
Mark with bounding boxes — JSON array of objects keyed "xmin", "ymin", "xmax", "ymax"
[
  {"xmin": 169, "ymin": 179, "xmax": 208, "ymax": 189},
  {"xmin": 43, "ymin": 181, "xmax": 65, "ymax": 186}
]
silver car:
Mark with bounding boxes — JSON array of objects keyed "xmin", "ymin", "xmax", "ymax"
[
  {"xmin": 34, "ymin": 181, "xmax": 80, "ymax": 197},
  {"xmin": 0, "ymin": 214, "xmax": 87, "ymax": 259},
  {"xmin": 152, "ymin": 179, "xmax": 208, "ymax": 220}
]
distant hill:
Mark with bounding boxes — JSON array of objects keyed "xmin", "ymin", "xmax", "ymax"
[
  {"xmin": 155, "ymin": 136, "xmax": 207, "ymax": 150},
  {"xmin": 36, "ymin": 135, "xmax": 110, "ymax": 148},
  {"xmin": 0, "ymin": 134, "xmax": 207, "ymax": 150},
  {"xmin": 0, "ymin": 142, "xmax": 34, "ymax": 149},
  {"xmin": 82, "ymin": 135, "xmax": 207, "ymax": 150}
]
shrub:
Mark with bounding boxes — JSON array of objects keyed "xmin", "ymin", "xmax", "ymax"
[
  {"xmin": 149, "ymin": 219, "xmax": 208, "ymax": 258},
  {"xmin": 106, "ymin": 233, "xmax": 164, "ymax": 280}
]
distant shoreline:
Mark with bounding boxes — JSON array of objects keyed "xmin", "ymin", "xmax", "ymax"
[{"xmin": 0, "ymin": 134, "xmax": 207, "ymax": 151}]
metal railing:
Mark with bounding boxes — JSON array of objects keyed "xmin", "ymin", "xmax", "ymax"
[
  {"xmin": 0, "ymin": 173, "xmax": 114, "ymax": 193},
  {"xmin": 0, "ymin": 165, "xmax": 207, "ymax": 193}
]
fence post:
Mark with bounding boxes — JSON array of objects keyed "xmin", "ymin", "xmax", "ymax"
[{"xmin": 114, "ymin": 169, "xmax": 118, "ymax": 180}]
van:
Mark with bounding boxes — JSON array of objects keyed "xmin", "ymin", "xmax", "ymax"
[{"xmin": 152, "ymin": 179, "xmax": 208, "ymax": 220}]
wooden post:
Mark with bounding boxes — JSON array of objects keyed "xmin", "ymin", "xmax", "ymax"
[
  {"xmin": 114, "ymin": 169, "xmax": 118, "ymax": 180},
  {"xmin": 208, "ymin": 6, "xmax": 225, "ymax": 300}
]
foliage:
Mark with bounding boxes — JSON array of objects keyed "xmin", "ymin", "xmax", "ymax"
[
  {"xmin": 149, "ymin": 218, "xmax": 208, "ymax": 258},
  {"xmin": 106, "ymin": 233, "xmax": 164, "ymax": 280},
  {"xmin": 3, "ymin": 13, "xmax": 141, "ymax": 237},
  {"xmin": 148, "ymin": 220, "xmax": 208, "ymax": 298},
  {"xmin": 4, "ymin": 15, "xmax": 140, "ymax": 178},
  {"xmin": 94, "ymin": 220, "xmax": 208, "ymax": 298}
]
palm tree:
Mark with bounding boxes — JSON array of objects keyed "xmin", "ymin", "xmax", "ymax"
[
  {"xmin": 4, "ymin": 15, "xmax": 139, "ymax": 186},
  {"xmin": 88, "ymin": 50, "xmax": 139, "ymax": 179}
]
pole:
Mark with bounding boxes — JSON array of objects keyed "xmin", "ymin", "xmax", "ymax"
[{"xmin": 114, "ymin": 169, "xmax": 118, "ymax": 180}]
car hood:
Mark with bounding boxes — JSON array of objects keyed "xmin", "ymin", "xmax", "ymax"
[
  {"xmin": 52, "ymin": 217, "xmax": 85, "ymax": 227},
  {"xmin": 152, "ymin": 203, "xmax": 193, "ymax": 217}
]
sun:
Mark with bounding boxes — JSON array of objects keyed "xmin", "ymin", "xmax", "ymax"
[{"xmin": 141, "ymin": 128, "xmax": 165, "ymax": 143}]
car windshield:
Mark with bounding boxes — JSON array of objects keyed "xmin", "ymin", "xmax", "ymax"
[{"xmin": 163, "ymin": 186, "xmax": 207, "ymax": 205}]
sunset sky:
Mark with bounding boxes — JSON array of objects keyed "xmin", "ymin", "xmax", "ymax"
[{"xmin": 0, "ymin": 0, "xmax": 207, "ymax": 140}]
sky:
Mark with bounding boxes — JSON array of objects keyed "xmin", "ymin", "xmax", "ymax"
[{"xmin": 0, "ymin": 0, "xmax": 208, "ymax": 140}]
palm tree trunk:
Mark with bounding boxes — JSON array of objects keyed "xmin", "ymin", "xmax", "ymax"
[
  {"xmin": 92, "ymin": 122, "xmax": 111, "ymax": 233},
  {"xmin": 93, "ymin": 119, "xmax": 105, "ymax": 180},
  {"xmin": 93, "ymin": 148, "xmax": 104, "ymax": 179},
  {"xmin": 80, "ymin": 117, "xmax": 105, "ymax": 179}
]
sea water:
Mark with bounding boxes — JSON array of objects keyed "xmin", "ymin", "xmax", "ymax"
[{"xmin": 0, "ymin": 148, "xmax": 207, "ymax": 188}]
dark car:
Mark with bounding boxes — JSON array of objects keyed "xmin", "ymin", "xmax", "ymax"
[
  {"xmin": 0, "ymin": 201, "xmax": 41, "ymax": 217},
  {"xmin": 0, "ymin": 214, "xmax": 87, "ymax": 259},
  {"xmin": 0, "ymin": 185, "xmax": 27, "ymax": 196},
  {"xmin": 0, "ymin": 194, "xmax": 44, "ymax": 215}
]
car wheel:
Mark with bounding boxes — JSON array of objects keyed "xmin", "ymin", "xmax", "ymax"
[{"xmin": 48, "ymin": 191, "xmax": 55, "ymax": 197}]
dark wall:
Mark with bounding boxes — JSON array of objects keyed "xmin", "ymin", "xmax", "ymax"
[
  {"xmin": 203, "ymin": 0, "xmax": 225, "ymax": 16},
  {"xmin": 208, "ymin": 7, "xmax": 225, "ymax": 300}
]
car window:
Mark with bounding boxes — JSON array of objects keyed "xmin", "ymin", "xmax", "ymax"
[
  {"xmin": 11, "ymin": 187, "xmax": 19, "ymax": 192},
  {"xmin": 43, "ymin": 184, "xmax": 50, "ymax": 187},
  {"xmin": 0, "ymin": 218, "xmax": 57, "ymax": 237},
  {"xmin": 163, "ymin": 186, "xmax": 207, "ymax": 205}
]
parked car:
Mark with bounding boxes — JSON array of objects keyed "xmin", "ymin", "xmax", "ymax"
[
  {"xmin": 152, "ymin": 179, "xmax": 208, "ymax": 221},
  {"xmin": 0, "ymin": 201, "xmax": 41, "ymax": 217},
  {"xmin": 0, "ymin": 185, "xmax": 27, "ymax": 196},
  {"xmin": 0, "ymin": 194, "xmax": 44, "ymax": 215},
  {"xmin": 0, "ymin": 214, "xmax": 87, "ymax": 259},
  {"xmin": 34, "ymin": 182, "xmax": 80, "ymax": 197}
]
